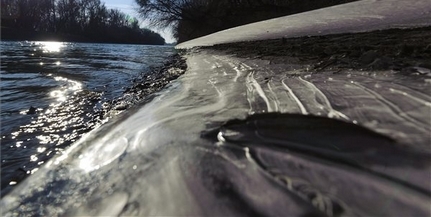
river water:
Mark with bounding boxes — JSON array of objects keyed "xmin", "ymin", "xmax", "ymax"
[{"xmin": 0, "ymin": 41, "xmax": 174, "ymax": 194}]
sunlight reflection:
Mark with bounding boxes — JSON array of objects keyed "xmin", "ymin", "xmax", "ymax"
[
  {"xmin": 49, "ymin": 76, "xmax": 83, "ymax": 102},
  {"xmin": 37, "ymin": 41, "xmax": 65, "ymax": 53},
  {"xmin": 37, "ymin": 147, "xmax": 47, "ymax": 153},
  {"xmin": 78, "ymin": 137, "xmax": 128, "ymax": 173},
  {"xmin": 50, "ymin": 90, "xmax": 67, "ymax": 102},
  {"xmin": 30, "ymin": 168, "xmax": 39, "ymax": 174},
  {"xmin": 30, "ymin": 155, "xmax": 38, "ymax": 162}
]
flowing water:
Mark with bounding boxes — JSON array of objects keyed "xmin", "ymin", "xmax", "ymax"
[{"xmin": 0, "ymin": 41, "xmax": 174, "ymax": 195}]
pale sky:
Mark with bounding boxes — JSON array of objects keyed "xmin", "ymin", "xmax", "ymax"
[{"xmin": 102, "ymin": 0, "xmax": 175, "ymax": 43}]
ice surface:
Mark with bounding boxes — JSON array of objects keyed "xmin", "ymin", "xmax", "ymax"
[
  {"xmin": 1, "ymin": 50, "xmax": 430, "ymax": 216},
  {"xmin": 177, "ymin": 0, "xmax": 431, "ymax": 48},
  {"xmin": 2, "ymin": 0, "xmax": 431, "ymax": 215}
]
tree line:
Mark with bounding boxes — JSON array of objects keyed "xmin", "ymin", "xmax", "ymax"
[
  {"xmin": 1, "ymin": 0, "xmax": 165, "ymax": 45},
  {"xmin": 135, "ymin": 0, "xmax": 358, "ymax": 42}
]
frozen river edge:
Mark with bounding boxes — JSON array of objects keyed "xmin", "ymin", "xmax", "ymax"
[
  {"xmin": 1, "ymin": 26, "xmax": 431, "ymax": 216},
  {"xmin": 2, "ymin": 0, "xmax": 431, "ymax": 215}
]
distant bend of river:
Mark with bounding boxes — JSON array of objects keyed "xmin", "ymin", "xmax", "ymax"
[{"xmin": 0, "ymin": 41, "xmax": 175, "ymax": 195}]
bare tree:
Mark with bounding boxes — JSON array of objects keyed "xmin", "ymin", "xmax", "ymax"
[{"xmin": 135, "ymin": 0, "xmax": 357, "ymax": 42}]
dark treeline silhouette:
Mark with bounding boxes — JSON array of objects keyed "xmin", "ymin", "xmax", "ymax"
[
  {"xmin": 1, "ymin": 0, "xmax": 165, "ymax": 45},
  {"xmin": 135, "ymin": 0, "xmax": 358, "ymax": 43}
]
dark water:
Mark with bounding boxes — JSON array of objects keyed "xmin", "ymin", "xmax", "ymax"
[{"xmin": 0, "ymin": 41, "xmax": 174, "ymax": 194}]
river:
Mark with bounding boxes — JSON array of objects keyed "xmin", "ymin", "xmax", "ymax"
[{"xmin": 0, "ymin": 41, "xmax": 174, "ymax": 195}]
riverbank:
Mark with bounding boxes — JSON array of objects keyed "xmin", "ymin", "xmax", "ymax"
[
  {"xmin": 192, "ymin": 27, "xmax": 431, "ymax": 150},
  {"xmin": 100, "ymin": 53, "xmax": 187, "ymax": 119},
  {"xmin": 209, "ymin": 27, "xmax": 431, "ymax": 73},
  {"xmin": 2, "ymin": 0, "xmax": 430, "ymax": 215},
  {"xmin": 100, "ymin": 26, "xmax": 431, "ymax": 150},
  {"xmin": 3, "ymin": 28, "xmax": 430, "ymax": 215}
]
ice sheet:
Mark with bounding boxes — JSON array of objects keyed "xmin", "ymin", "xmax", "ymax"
[
  {"xmin": 177, "ymin": 0, "xmax": 431, "ymax": 48},
  {"xmin": 2, "ymin": 51, "xmax": 430, "ymax": 216}
]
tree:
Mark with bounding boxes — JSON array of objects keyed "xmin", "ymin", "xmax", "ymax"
[
  {"xmin": 0, "ymin": 0, "xmax": 52, "ymax": 30},
  {"xmin": 1, "ymin": 0, "xmax": 166, "ymax": 44},
  {"xmin": 135, "ymin": 0, "xmax": 358, "ymax": 42}
]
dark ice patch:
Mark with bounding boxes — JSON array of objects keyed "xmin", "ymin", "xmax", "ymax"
[
  {"xmin": 218, "ymin": 113, "xmax": 396, "ymax": 154},
  {"xmin": 211, "ymin": 113, "xmax": 431, "ymax": 194}
]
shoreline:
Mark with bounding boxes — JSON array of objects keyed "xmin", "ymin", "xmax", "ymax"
[
  {"xmin": 206, "ymin": 27, "xmax": 431, "ymax": 74},
  {"xmin": 106, "ymin": 26, "xmax": 431, "ymax": 147},
  {"xmin": 2, "ymin": 0, "xmax": 431, "ymax": 213},
  {"xmin": 0, "ymin": 51, "xmax": 186, "ymax": 197},
  {"xmin": 2, "ymin": 26, "xmax": 430, "ymax": 216},
  {"xmin": 3, "ymin": 27, "xmax": 429, "ymax": 196},
  {"xmin": 93, "ymin": 27, "xmax": 430, "ymax": 128},
  {"xmin": 99, "ymin": 53, "xmax": 187, "ymax": 120}
]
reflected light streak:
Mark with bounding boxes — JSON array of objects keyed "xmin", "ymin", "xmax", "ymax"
[
  {"xmin": 37, "ymin": 147, "xmax": 47, "ymax": 153},
  {"xmin": 36, "ymin": 41, "xmax": 65, "ymax": 53},
  {"xmin": 30, "ymin": 155, "xmax": 38, "ymax": 162},
  {"xmin": 50, "ymin": 90, "xmax": 67, "ymax": 102},
  {"xmin": 30, "ymin": 168, "xmax": 39, "ymax": 174},
  {"xmin": 78, "ymin": 137, "xmax": 128, "ymax": 173},
  {"xmin": 50, "ymin": 76, "xmax": 83, "ymax": 102}
]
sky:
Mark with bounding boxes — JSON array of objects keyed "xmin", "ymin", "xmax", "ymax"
[{"xmin": 102, "ymin": 0, "xmax": 175, "ymax": 43}]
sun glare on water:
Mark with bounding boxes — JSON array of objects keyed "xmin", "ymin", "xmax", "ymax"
[
  {"xmin": 36, "ymin": 41, "xmax": 65, "ymax": 53},
  {"xmin": 49, "ymin": 76, "xmax": 83, "ymax": 102}
]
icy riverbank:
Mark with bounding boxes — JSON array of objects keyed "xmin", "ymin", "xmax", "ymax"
[
  {"xmin": 176, "ymin": 0, "xmax": 431, "ymax": 48},
  {"xmin": 2, "ymin": 28, "xmax": 430, "ymax": 216},
  {"xmin": 2, "ymin": 0, "xmax": 431, "ymax": 216}
]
